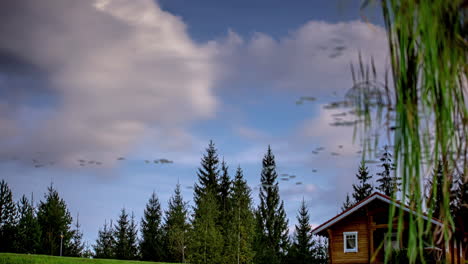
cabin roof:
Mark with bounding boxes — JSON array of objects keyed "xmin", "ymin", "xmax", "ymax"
[{"xmin": 311, "ymin": 192, "xmax": 443, "ymax": 235}]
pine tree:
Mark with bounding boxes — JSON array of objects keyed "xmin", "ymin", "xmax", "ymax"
[
  {"xmin": 289, "ymin": 198, "xmax": 314, "ymax": 264},
  {"xmin": 94, "ymin": 219, "xmax": 115, "ymax": 259},
  {"xmin": 15, "ymin": 194, "xmax": 41, "ymax": 253},
  {"xmin": 341, "ymin": 193, "xmax": 354, "ymax": 212},
  {"xmin": 313, "ymin": 236, "xmax": 329, "ymax": 264},
  {"xmin": 0, "ymin": 180, "xmax": 18, "ymax": 252},
  {"xmin": 164, "ymin": 183, "xmax": 189, "ymax": 263},
  {"xmin": 114, "ymin": 208, "xmax": 138, "ymax": 260},
  {"xmin": 193, "ymin": 140, "xmax": 220, "ymax": 205},
  {"xmin": 254, "ymin": 146, "xmax": 290, "ymax": 264},
  {"xmin": 189, "ymin": 141, "xmax": 223, "ymax": 264},
  {"xmin": 127, "ymin": 212, "xmax": 138, "ymax": 259},
  {"xmin": 219, "ymin": 160, "xmax": 231, "ymax": 219},
  {"xmin": 218, "ymin": 159, "xmax": 232, "ymax": 261},
  {"xmin": 225, "ymin": 166, "xmax": 255, "ymax": 264},
  {"xmin": 352, "ymin": 161, "xmax": 374, "ymax": 203},
  {"xmin": 140, "ymin": 192, "xmax": 164, "ymax": 261},
  {"xmin": 37, "ymin": 183, "xmax": 73, "ymax": 256},
  {"xmin": 189, "ymin": 190, "xmax": 223, "ymax": 264},
  {"xmin": 376, "ymin": 146, "xmax": 400, "ymax": 197},
  {"xmin": 114, "ymin": 209, "xmax": 130, "ymax": 259},
  {"xmin": 69, "ymin": 214, "xmax": 84, "ymax": 257},
  {"xmin": 82, "ymin": 242, "xmax": 94, "ymax": 258}
]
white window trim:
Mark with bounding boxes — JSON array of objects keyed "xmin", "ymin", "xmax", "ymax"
[{"xmin": 343, "ymin": 231, "xmax": 358, "ymax": 253}]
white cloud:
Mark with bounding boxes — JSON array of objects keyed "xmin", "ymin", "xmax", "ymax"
[
  {"xmin": 0, "ymin": 0, "xmax": 219, "ymax": 165},
  {"xmin": 219, "ymin": 20, "xmax": 388, "ymax": 95}
]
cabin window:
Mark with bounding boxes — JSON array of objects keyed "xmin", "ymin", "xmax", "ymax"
[
  {"xmin": 343, "ymin": 231, "xmax": 358, "ymax": 253},
  {"xmin": 385, "ymin": 232, "xmax": 400, "ymax": 250}
]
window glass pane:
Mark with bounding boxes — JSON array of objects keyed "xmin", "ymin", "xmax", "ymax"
[
  {"xmin": 346, "ymin": 235, "xmax": 356, "ymax": 249},
  {"xmin": 386, "ymin": 232, "xmax": 399, "ymax": 250}
]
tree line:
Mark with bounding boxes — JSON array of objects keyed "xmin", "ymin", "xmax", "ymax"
[
  {"xmin": 0, "ymin": 141, "xmax": 328, "ymax": 264},
  {"xmin": 0, "ymin": 181, "xmax": 85, "ymax": 256},
  {"xmin": 2, "ymin": 142, "xmax": 465, "ymax": 263}
]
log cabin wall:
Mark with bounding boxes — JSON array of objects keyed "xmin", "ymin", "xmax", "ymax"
[
  {"xmin": 313, "ymin": 193, "xmax": 452, "ymax": 264},
  {"xmin": 328, "ymin": 209, "xmax": 369, "ymax": 264}
]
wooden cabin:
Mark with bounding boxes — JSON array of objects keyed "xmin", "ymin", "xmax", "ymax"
[{"xmin": 311, "ymin": 192, "xmax": 466, "ymax": 264}]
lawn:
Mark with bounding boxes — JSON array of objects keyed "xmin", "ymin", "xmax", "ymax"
[{"xmin": 0, "ymin": 253, "xmax": 177, "ymax": 264}]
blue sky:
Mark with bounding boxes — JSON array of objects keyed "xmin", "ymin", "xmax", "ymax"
[{"xmin": 0, "ymin": 0, "xmax": 390, "ymax": 245}]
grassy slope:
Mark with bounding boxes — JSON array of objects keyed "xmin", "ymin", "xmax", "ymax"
[{"xmin": 0, "ymin": 253, "xmax": 176, "ymax": 264}]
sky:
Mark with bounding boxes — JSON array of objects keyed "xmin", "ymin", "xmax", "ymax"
[{"xmin": 0, "ymin": 0, "xmax": 391, "ymax": 245}]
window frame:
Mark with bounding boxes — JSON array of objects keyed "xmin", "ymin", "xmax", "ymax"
[{"xmin": 343, "ymin": 231, "xmax": 358, "ymax": 253}]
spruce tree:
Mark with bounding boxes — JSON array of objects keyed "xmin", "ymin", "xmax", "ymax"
[
  {"xmin": 113, "ymin": 209, "xmax": 138, "ymax": 260},
  {"xmin": 69, "ymin": 214, "xmax": 84, "ymax": 257},
  {"xmin": 140, "ymin": 192, "xmax": 164, "ymax": 261},
  {"xmin": 218, "ymin": 159, "xmax": 232, "ymax": 261},
  {"xmin": 0, "ymin": 180, "xmax": 17, "ymax": 252},
  {"xmin": 255, "ymin": 146, "xmax": 289, "ymax": 264},
  {"xmin": 37, "ymin": 183, "xmax": 73, "ymax": 256},
  {"xmin": 82, "ymin": 242, "xmax": 94, "ymax": 258},
  {"xmin": 127, "ymin": 212, "xmax": 138, "ymax": 259},
  {"xmin": 219, "ymin": 160, "xmax": 231, "ymax": 218},
  {"xmin": 193, "ymin": 140, "xmax": 220, "ymax": 205},
  {"xmin": 164, "ymin": 183, "xmax": 189, "ymax": 263},
  {"xmin": 226, "ymin": 166, "xmax": 255, "ymax": 264},
  {"xmin": 94, "ymin": 219, "xmax": 115, "ymax": 259},
  {"xmin": 352, "ymin": 161, "xmax": 374, "ymax": 203},
  {"xmin": 189, "ymin": 141, "xmax": 223, "ymax": 264},
  {"xmin": 114, "ymin": 209, "xmax": 130, "ymax": 260},
  {"xmin": 313, "ymin": 236, "xmax": 329, "ymax": 264},
  {"xmin": 341, "ymin": 193, "xmax": 354, "ymax": 211},
  {"xmin": 289, "ymin": 198, "xmax": 314, "ymax": 264},
  {"xmin": 15, "ymin": 194, "xmax": 41, "ymax": 253},
  {"xmin": 189, "ymin": 190, "xmax": 223, "ymax": 264},
  {"xmin": 376, "ymin": 146, "xmax": 400, "ymax": 197}
]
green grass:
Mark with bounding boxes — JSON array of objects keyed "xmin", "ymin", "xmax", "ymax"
[{"xmin": 0, "ymin": 253, "xmax": 177, "ymax": 264}]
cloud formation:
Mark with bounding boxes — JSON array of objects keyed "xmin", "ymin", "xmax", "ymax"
[
  {"xmin": 219, "ymin": 20, "xmax": 388, "ymax": 96},
  {"xmin": 0, "ymin": 0, "xmax": 219, "ymax": 164}
]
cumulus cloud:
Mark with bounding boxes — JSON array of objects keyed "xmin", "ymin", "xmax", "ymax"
[
  {"xmin": 0, "ymin": 0, "xmax": 219, "ymax": 165},
  {"xmin": 219, "ymin": 20, "xmax": 388, "ymax": 96}
]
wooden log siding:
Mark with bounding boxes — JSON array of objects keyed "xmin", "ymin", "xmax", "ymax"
[
  {"xmin": 312, "ymin": 193, "xmax": 449, "ymax": 264},
  {"xmin": 367, "ymin": 214, "xmax": 374, "ymax": 263},
  {"xmin": 328, "ymin": 210, "xmax": 369, "ymax": 264},
  {"xmin": 328, "ymin": 229, "xmax": 333, "ymax": 264}
]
